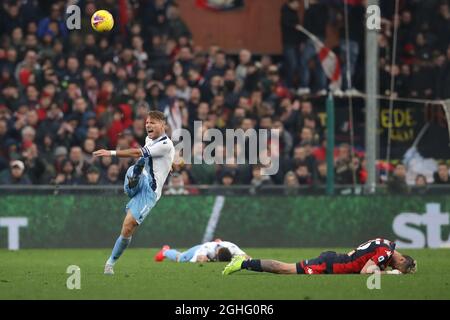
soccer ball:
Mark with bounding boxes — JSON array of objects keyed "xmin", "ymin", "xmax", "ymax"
[{"xmin": 91, "ymin": 10, "xmax": 114, "ymax": 32}]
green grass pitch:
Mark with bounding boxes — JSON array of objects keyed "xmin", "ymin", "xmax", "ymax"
[{"xmin": 1, "ymin": 248, "xmax": 449, "ymax": 300}]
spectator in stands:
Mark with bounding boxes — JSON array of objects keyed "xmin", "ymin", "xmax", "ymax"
[
  {"xmin": 337, "ymin": 0, "xmax": 363, "ymax": 90},
  {"xmin": 433, "ymin": 162, "xmax": 450, "ymax": 184},
  {"xmin": 37, "ymin": 3, "xmax": 67, "ymax": 40},
  {"xmin": 0, "ymin": 160, "xmax": 31, "ymax": 185},
  {"xmin": 221, "ymin": 171, "xmax": 235, "ymax": 186},
  {"xmin": 249, "ymin": 165, "xmax": 273, "ymax": 195},
  {"xmin": 83, "ymin": 165, "xmax": 101, "ymax": 185},
  {"xmin": 294, "ymin": 162, "xmax": 313, "ymax": 186},
  {"xmin": 315, "ymin": 161, "xmax": 327, "ymax": 185},
  {"xmin": 298, "ymin": 0, "xmax": 327, "ymax": 95},
  {"xmin": 102, "ymin": 163, "xmax": 122, "ymax": 185},
  {"xmin": 299, "ymin": 101, "xmax": 323, "ymax": 139},
  {"xmin": 298, "ymin": 127, "xmax": 318, "ymax": 147},
  {"xmin": 273, "ymin": 119, "xmax": 293, "ymax": 160},
  {"xmin": 283, "ymin": 170, "xmax": 299, "ymax": 195},
  {"xmin": 280, "ymin": 0, "xmax": 302, "ymax": 88},
  {"xmin": 412, "ymin": 174, "xmax": 429, "ymax": 195},
  {"xmin": 0, "ymin": 1, "xmax": 27, "ymax": 35},
  {"xmin": 164, "ymin": 172, "xmax": 189, "ymax": 195},
  {"xmin": 435, "ymin": 48, "xmax": 450, "ymax": 99},
  {"xmin": 261, "ymin": 65, "xmax": 289, "ymax": 103},
  {"xmin": 387, "ymin": 163, "xmax": 409, "ymax": 194},
  {"xmin": 179, "ymin": 168, "xmax": 196, "ymax": 191},
  {"xmin": 204, "ymin": 50, "xmax": 227, "ymax": 82},
  {"xmin": 289, "ymin": 144, "xmax": 316, "ymax": 176},
  {"xmin": 432, "ymin": 1, "xmax": 450, "ymax": 52},
  {"xmin": 167, "ymin": 3, "xmax": 192, "ymax": 40},
  {"xmin": 97, "ymin": 154, "xmax": 113, "ymax": 175},
  {"xmin": 0, "ymin": 118, "xmax": 9, "ymax": 169},
  {"xmin": 69, "ymin": 146, "xmax": 88, "ymax": 180},
  {"xmin": 56, "ymin": 119, "xmax": 77, "ymax": 150},
  {"xmin": 14, "ymin": 50, "xmax": 40, "ymax": 88},
  {"xmin": 22, "ymin": 142, "xmax": 47, "ymax": 184},
  {"xmin": 335, "ymin": 143, "xmax": 354, "ymax": 185},
  {"xmin": 52, "ymin": 145, "xmax": 67, "ymax": 174},
  {"xmin": 236, "ymin": 49, "xmax": 252, "ymax": 83},
  {"xmin": 51, "ymin": 158, "xmax": 78, "ymax": 185},
  {"xmin": 81, "ymin": 138, "xmax": 96, "ymax": 166}
]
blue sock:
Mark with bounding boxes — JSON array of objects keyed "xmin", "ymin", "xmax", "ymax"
[
  {"xmin": 164, "ymin": 249, "xmax": 181, "ymax": 262},
  {"xmin": 242, "ymin": 259, "xmax": 262, "ymax": 272},
  {"xmin": 107, "ymin": 235, "xmax": 132, "ymax": 265}
]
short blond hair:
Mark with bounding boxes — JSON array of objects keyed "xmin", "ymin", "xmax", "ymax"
[{"xmin": 148, "ymin": 110, "xmax": 166, "ymax": 122}]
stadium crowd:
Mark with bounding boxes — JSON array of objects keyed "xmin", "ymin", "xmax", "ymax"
[{"xmin": 0, "ymin": 0, "xmax": 449, "ymax": 194}]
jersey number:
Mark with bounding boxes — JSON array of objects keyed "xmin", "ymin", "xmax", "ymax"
[{"xmin": 357, "ymin": 238, "xmax": 390, "ymax": 251}]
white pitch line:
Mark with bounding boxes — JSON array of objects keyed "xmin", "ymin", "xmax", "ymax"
[{"xmin": 202, "ymin": 196, "xmax": 225, "ymax": 243}]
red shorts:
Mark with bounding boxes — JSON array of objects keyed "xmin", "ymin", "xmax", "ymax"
[{"xmin": 296, "ymin": 251, "xmax": 352, "ymax": 274}]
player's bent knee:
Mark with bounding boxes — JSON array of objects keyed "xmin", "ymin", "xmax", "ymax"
[
  {"xmin": 121, "ymin": 225, "xmax": 135, "ymax": 238},
  {"xmin": 121, "ymin": 216, "xmax": 138, "ymax": 237}
]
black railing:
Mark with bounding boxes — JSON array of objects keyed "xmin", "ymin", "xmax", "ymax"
[{"xmin": 0, "ymin": 184, "xmax": 449, "ymax": 196}]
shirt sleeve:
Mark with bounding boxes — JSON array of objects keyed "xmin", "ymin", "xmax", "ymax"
[
  {"xmin": 229, "ymin": 245, "xmax": 246, "ymax": 256},
  {"xmin": 222, "ymin": 242, "xmax": 246, "ymax": 256},
  {"xmin": 195, "ymin": 245, "xmax": 209, "ymax": 257},
  {"xmin": 140, "ymin": 141, "xmax": 171, "ymax": 158},
  {"xmin": 371, "ymin": 247, "xmax": 393, "ymax": 270}
]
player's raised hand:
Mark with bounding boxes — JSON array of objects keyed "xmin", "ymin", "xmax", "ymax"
[{"xmin": 93, "ymin": 149, "xmax": 111, "ymax": 157}]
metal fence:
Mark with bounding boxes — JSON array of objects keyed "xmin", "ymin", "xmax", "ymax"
[{"xmin": 0, "ymin": 184, "xmax": 448, "ymax": 196}]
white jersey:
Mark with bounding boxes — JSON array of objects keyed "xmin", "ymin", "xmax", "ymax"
[
  {"xmin": 190, "ymin": 241, "xmax": 246, "ymax": 262},
  {"xmin": 219, "ymin": 241, "xmax": 246, "ymax": 256},
  {"xmin": 140, "ymin": 134, "xmax": 175, "ymax": 201}
]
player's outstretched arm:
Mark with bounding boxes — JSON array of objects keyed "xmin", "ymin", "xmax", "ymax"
[
  {"xmin": 361, "ymin": 260, "xmax": 402, "ymax": 275},
  {"xmin": 196, "ymin": 255, "xmax": 209, "ymax": 263},
  {"xmin": 361, "ymin": 260, "xmax": 382, "ymax": 274},
  {"xmin": 93, "ymin": 148, "xmax": 142, "ymax": 158}
]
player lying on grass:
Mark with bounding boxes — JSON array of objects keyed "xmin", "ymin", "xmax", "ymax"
[
  {"xmin": 223, "ymin": 238, "xmax": 417, "ymax": 275},
  {"xmin": 155, "ymin": 239, "xmax": 250, "ymax": 263},
  {"xmin": 93, "ymin": 111, "xmax": 175, "ymax": 275}
]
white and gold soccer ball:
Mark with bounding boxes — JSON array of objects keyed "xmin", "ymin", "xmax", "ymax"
[{"xmin": 91, "ymin": 10, "xmax": 114, "ymax": 32}]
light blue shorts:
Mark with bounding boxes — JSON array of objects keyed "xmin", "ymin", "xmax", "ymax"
[
  {"xmin": 178, "ymin": 245, "xmax": 203, "ymax": 262},
  {"xmin": 124, "ymin": 165, "xmax": 157, "ymax": 225}
]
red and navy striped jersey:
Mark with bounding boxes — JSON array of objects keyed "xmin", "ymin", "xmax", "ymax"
[{"xmin": 333, "ymin": 238, "xmax": 396, "ymax": 274}]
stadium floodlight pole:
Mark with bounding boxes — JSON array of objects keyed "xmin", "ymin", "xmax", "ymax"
[
  {"xmin": 326, "ymin": 92, "xmax": 335, "ymax": 196},
  {"xmin": 365, "ymin": 0, "xmax": 379, "ymax": 194}
]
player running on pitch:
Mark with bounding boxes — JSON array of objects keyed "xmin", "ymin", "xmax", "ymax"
[
  {"xmin": 223, "ymin": 238, "xmax": 417, "ymax": 275},
  {"xmin": 93, "ymin": 111, "xmax": 175, "ymax": 275}
]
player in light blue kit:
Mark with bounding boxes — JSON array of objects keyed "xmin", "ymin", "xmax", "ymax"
[
  {"xmin": 154, "ymin": 240, "xmax": 249, "ymax": 263},
  {"xmin": 93, "ymin": 111, "xmax": 175, "ymax": 275}
]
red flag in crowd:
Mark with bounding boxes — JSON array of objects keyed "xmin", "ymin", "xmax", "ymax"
[{"xmin": 297, "ymin": 25, "xmax": 342, "ymax": 90}]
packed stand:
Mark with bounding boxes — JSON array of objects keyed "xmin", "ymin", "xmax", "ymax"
[{"xmin": 0, "ymin": 0, "xmax": 449, "ymax": 195}]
